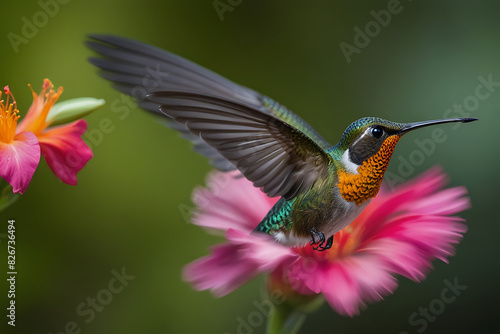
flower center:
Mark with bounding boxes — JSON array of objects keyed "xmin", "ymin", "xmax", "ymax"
[
  {"xmin": 0, "ymin": 86, "xmax": 20, "ymax": 144},
  {"xmin": 295, "ymin": 225, "xmax": 362, "ymax": 262}
]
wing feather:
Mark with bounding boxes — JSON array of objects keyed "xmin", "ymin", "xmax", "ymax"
[
  {"xmin": 86, "ymin": 35, "xmax": 331, "ymax": 173},
  {"xmin": 149, "ymin": 91, "xmax": 332, "ymax": 200}
]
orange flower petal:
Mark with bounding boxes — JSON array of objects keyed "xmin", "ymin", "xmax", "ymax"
[{"xmin": 17, "ymin": 79, "xmax": 63, "ymax": 135}]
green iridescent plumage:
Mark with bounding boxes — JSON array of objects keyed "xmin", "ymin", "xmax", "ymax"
[
  {"xmin": 255, "ymin": 197, "xmax": 295, "ymax": 233},
  {"xmin": 260, "ymin": 96, "xmax": 330, "ymax": 149}
]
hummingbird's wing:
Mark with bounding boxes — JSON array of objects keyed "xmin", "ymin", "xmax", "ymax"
[
  {"xmin": 148, "ymin": 91, "xmax": 332, "ymax": 200},
  {"xmin": 86, "ymin": 35, "xmax": 331, "ymax": 172}
]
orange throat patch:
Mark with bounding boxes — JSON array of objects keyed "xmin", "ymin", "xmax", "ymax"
[{"xmin": 337, "ymin": 135, "xmax": 401, "ymax": 205}]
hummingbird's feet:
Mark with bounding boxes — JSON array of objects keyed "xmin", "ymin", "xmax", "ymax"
[
  {"xmin": 310, "ymin": 227, "xmax": 325, "ymax": 245},
  {"xmin": 309, "ymin": 227, "xmax": 334, "ymax": 251},
  {"xmin": 314, "ymin": 235, "xmax": 334, "ymax": 251}
]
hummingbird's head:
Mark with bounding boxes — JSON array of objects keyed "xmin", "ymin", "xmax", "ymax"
[
  {"xmin": 334, "ymin": 116, "xmax": 477, "ymax": 205},
  {"xmin": 337, "ymin": 117, "xmax": 478, "ymax": 166}
]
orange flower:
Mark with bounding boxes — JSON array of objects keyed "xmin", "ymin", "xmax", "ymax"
[{"xmin": 16, "ymin": 79, "xmax": 93, "ymax": 185}]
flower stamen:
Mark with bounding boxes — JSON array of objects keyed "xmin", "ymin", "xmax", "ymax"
[
  {"xmin": 26, "ymin": 78, "xmax": 63, "ymax": 134},
  {"xmin": 0, "ymin": 86, "xmax": 20, "ymax": 143}
]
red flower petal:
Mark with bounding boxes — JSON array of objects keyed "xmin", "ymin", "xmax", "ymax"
[
  {"xmin": 37, "ymin": 119, "xmax": 92, "ymax": 185},
  {"xmin": 0, "ymin": 131, "xmax": 40, "ymax": 194}
]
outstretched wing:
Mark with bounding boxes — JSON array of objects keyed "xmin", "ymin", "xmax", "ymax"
[
  {"xmin": 86, "ymin": 35, "xmax": 331, "ymax": 171},
  {"xmin": 148, "ymin": 91, "xmax": 332, "ymax": 200}
]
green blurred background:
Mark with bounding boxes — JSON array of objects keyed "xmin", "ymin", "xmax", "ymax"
[{"xmin": 1, "ymin": 0, "xmax": 498, "ymax": 333}]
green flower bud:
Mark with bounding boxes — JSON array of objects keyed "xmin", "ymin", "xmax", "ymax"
[{"xmin": 47, "ymin": 97, "xmax": 105, "ymax": 126}]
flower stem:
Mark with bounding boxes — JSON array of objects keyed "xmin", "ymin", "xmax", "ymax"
[
  {"xmin": 267, "ymin": 304, "xmax": 307, "ymax": 334},
  {"xmin": 0, "ymin": 178, "xmax": 20, "ymax": 211}
]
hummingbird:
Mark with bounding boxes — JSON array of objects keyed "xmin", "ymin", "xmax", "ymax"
[{"xmin": 86, "ymin": 35, "xmax": 477, "ymax": 251}]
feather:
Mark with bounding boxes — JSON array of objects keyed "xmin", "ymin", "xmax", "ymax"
[
  {"xmin": 86, "ymin": 35, "xmax": 331, "ymax": 173},
  {"xmin": 148, "ymin": 91, "xmax": 332, "ymax": 200}
]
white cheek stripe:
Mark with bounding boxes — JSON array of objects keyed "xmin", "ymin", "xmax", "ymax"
[
  {"xmin": 341, "ymin": 128, "xmax": 372, "ymax": 175},
  {"xmin": 341, "ymin": 149, "xmax": 360, "ymax": 174}
]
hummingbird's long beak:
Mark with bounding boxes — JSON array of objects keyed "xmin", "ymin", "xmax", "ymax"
[{"xmin": 397, "ymin": 117, "xmax": 478, "ymax": 135}]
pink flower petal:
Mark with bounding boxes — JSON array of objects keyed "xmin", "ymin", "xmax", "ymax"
[
  {"xmin": 402, "ymin": 187, "xmax": 470, "ymax": 215},
  {"xmin": 192, "ymin": 171, "xmax": 278, "ymax": 232},
  {"xmin": 183, "ymin": 167, "xmax": 470, "ymax": 317},
  {"xmin": 183, "ymin": 242, "xmax": 260, "ymax": 297},
  {"xmin": 183, "ymin": 229, "xmax": 296, "ymax": 296},
  {"xmin": 225, "ymin": 229, "xmax": 295, "ymax": 271},
  {"xmin": 37, "ymin": 119, "xmax": 92, "ymax": 185},
  {"xmin": 0, "ymin": 131, "xmax": 40, "ymax": 194},
  {"xmin": 320, "ymin": 256, "xmax": 398, "ymax": 316},
  {"xmin": 369, "ymin": 166, "xmax": 447, "ymax": 225}
]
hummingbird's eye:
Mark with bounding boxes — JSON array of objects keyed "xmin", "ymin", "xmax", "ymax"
[{"xmin": 371, "ymin": 126, "xmax": 384, "ymax": 139}]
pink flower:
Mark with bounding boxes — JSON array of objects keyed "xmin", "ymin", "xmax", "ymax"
[
  {"xmin": 0, "ymin": 79, "xmax": 97, "ymax": 194},
  {"xmin": 183, "ymin": 167, "xmax": 469, "ymax": 316},
  {"xmin": 16, "ymin": 79, "xmax": 93, "ymax": 186}
]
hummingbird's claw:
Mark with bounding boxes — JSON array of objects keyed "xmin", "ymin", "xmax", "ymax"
[
  {"xmin": 310, "ymin": 228, "xmax": 334, "ymax": 251},
  {"xmin": 313, "ymin": 235, "xmax": 334, "ymax": 251},
  {"xmin": 310, "ymin": 227, "xmax": 325, "ymax": 245}
]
